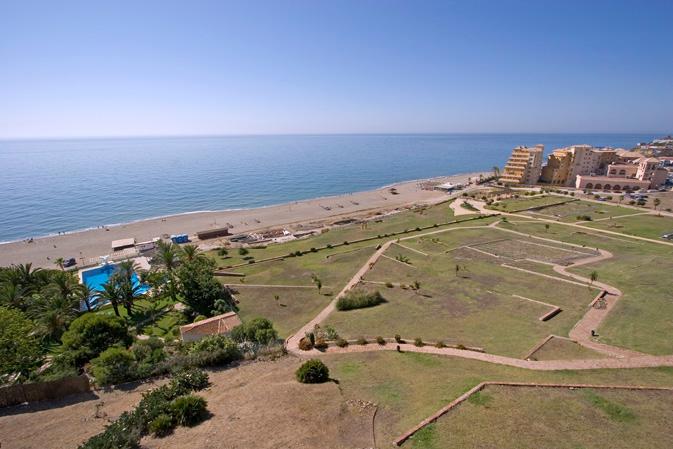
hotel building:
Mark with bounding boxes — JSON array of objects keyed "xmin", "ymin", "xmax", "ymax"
[{"xmin": 500, "ymin": 145, "xmax": 544, "ymax": 185}]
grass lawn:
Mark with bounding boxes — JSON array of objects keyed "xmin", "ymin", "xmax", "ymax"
[
  {"xmin": 325, "ymin": 351, "xmax": 673, "ymax": 447},
  {"xmin": 488, "ymin": 195, "xmax": 574, "ymax": 212},
  {"xmin": 406, "ymin": 384, "xmax": 673, "ymax": 449},
  {"xmin": 324, "ymin": 228, "xmax": 597, "ymax": 357},
  {"xmin": 528, "ymin": 336, "xmax": 606, "ymax": 361},
  {"xmin": 96, "ymin": 296, "xmax": 184, "ymax": 339},
  {"xmin": 231, "ymin": 285, "xmax": 331, "ymax": 338},
  {"xmin": 498, "ymin": 220, "xmax": 673, "ymax": 355},
  {"xmin": 527, "ymin": 200, "xmax": 643, "ymax": 222},
  {"xmin": 582, "ymin": 213, "xmax": 673, "ymax": 240}
]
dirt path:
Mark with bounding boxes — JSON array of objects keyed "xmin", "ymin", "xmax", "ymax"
[{"xmin": 286, "ymin": 210, "xmax": 670, "ymax": 370}]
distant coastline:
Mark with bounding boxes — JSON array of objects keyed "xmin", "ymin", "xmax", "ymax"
[{"xmin": 0, "ymin": 133, "xmax": 655, "ymax": 243}]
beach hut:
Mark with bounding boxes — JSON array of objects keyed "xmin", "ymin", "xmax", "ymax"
[
  {"xmin": 111, "ymin": 238, "xmax": 136, "ymax": 252},
  {"xmin": 196, "ymin": 227, "xmax": 231, "ymax": 240}
]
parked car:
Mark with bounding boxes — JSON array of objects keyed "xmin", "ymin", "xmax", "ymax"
[{"xmin": 63, "ymin": 257, "xmax": 77, "ymax": 267}]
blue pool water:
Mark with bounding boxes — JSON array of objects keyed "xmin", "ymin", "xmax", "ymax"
[{"xmin": 81, "ymin": 263, "xmax": 150, "ymax": 295}]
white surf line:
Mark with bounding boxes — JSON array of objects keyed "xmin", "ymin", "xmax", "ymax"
[
  {"xmin": 501, "ymin": 263, "xmax": 598, "ymax": 289},
  {"xmin": 381, "ymin": 253, "xmax": 417, "ymax": 268},
  {"xmin": 391, "ymin": 241, "xmax": 429, "ymax": 256}
]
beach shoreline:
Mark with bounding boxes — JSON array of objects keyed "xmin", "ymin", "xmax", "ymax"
[{"xmin": 0, "ymin": 171, "xmax": 486, "ymax": 268}]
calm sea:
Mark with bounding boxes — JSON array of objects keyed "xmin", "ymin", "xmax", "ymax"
[{"xmin": 0, "ymin": 133, "xmax": 655, "ymax": 242}]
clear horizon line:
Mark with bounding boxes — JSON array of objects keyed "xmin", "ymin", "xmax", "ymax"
[{"xmin": 0, "ymin": 130, "xmax": 669, "ymax": 142}]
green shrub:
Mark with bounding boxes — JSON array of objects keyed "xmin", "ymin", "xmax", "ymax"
[
  {"xmin": 394, "ymin": 334, "xmax": 404, "ymax": 344},
  {"xmin": 238, "ymin": 248, "xmax": 249, "ymax": 256},
  {"xmin": 356, "ymin": 337, "xmax": 368, "ymax": 345},
  {"xmin": 187, "ymin": 335, "xmax": 242, "ymax": 366},
  {"xmin": 230, "ymin": 317, "xmax": 278, "ymax": 344},
  {"xmin": 61, "ymin": 314, "xmax": 132, "ymax": 366},
  {"xmin": 456, "ymin": 344, "xmax": 467, "ymax": 350},
  {"xmin": 376, "ymin": 336, "xmax": 386, "ymax": 345},
  {"xmin": 336, "ymin": 290, "xmax": 386, "ymax": 311},
  {"xmin": 385, "ymin": 282, "xmax": 394, "ymax": 288},
  {"xmin": 91, "ymin": 347, "xmax": 136, "ymax": 386},
  {"xmin": 335, "ymin": 338, "xmax": 348, "ymax": 348},
  {"xmin": 295, "ymin": 359, "xmax": 329, "ymax": 384},
  {"xmin": 414, "ymin": 337, "xmax": 424, "ymax": 347},
  {"xmin": 170, "ymin": 368, "xmax": 210, "ymax": 393},
  {"xmin": 193, "ymin": 315, "xmax": 207, "ymax": 322},
  {"xmin": 148, "ymin": 413, "xmax": 175, "ymax": 437},
  {"xmin": 170, "ymin": 395, "xmax": 209, "ymax": 426},
  {"xmin": 435, "ymin": 340, "xmax": 446, "ymax": 348}
]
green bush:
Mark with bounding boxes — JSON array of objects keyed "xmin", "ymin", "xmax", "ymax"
[
  {"xmin": 335, "ymin": 338, "xmax": 348, "ymax": 348},
  {"xmin": 193, "ymin": 315, "xmax": 207, "ymax": 322},
  {"xmin": 356, "ymin": 337, "xmax": 368, "ymax": 345},
  {"xmin": 295, "ymin": 359, "xmax": 329, "ymax": 384},
  {"xmin": 187, "ymin": 335, "xmax": 242, "ymax": 366},
  {"xmin": 91, "ymin": 347, "xmax": 136, "ymax": 386},
  {"xmin": 414, "ymin": 337, "xmax": 424, "ymax": 347},
  {"xmin": 61, "ymin": 314, "xmax": 132, "ymax": 366},
  {"xmin": 148, "ymin": 413, "xmax": 175, "ymax": 437},
  {"xmin": 170, "ymin": 395, "xmax": 209, "ymax": 426},
  {"xmin": 230, "ymin": 317, "xmax": 278, "ymax": 344},
  {"xmin": 435, "ymin": 340, "xmax": 446, "ymax": 348},
  {"xmin": 170, "ymin": 368, "xmax": 210, "ymax": 393},
  {"xmin": 376, "ymin": 336, "xmax": 386, "ymax": 345},
  {"xmin": 394, "ymin": 334, "xmax": 404, "ymax": 344},
  {"xmin": 0, "ymin": 306, "xmax": 43, "ymax": 379},
  {"xmin": 385, "ymin": 282, "xmax": 394, "ymax": 288},
  {"xmin": 336, "ymin": 290, "xmax": 386, "ymax": 311}
]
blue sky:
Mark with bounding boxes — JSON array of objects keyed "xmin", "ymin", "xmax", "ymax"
[{"xmin": 1, "ymin": 0, "xmax": 671, "ymax": 138}]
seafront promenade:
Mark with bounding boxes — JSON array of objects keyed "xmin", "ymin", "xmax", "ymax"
[{"xmin": 0, "ymin": 172, "xmax": 484, "ymax": 268}]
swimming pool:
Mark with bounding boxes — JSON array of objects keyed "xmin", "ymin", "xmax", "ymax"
[{"xmin": 81, "ymin": 263, "xmax": 150, "ymax": 297}]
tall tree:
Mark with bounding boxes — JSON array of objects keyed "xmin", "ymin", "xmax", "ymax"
[
  {"xmin": 181, "ymin": 244, "xmax": 204, "ymax": 262},
  {"xmin": 176, "ymin": 257, "xmax": 235, "ymax": 317},
  {"xmin": 154, "ymin": 240, "xmax": 180, "ymax": 301},
  {"xmin": 97, "ymin": 282, "xmax": 122, "ymax": 317},
  {"xmin": 114, "ymin": 261, "xmax": 143, "ymax": 316}
]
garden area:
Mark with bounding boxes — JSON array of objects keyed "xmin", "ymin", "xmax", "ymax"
[{"xmin": 322, "ymin": 227, "xmax": 599, "ymax": 358}]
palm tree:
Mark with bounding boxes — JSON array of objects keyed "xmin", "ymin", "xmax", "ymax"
[
  {"xmin": 115, "ymin": 260, "xmax": 143, "ymax": 315},
  {"xmin": 154, "ymin": 240, "xmax": 180, "ymax": 301},
  {"xmin": 13, "ymin": 263, "xmax": 44, "ymax": 293},
  {"xmin": 97, "ymin": 282, "xmax": 121, "ymax": 316},
  {"xmin": 492, "ymin": 166, "xmax": 501, "ymax": 180},
  {"xmin": 54, "ymin": 257, "xmax": 65, "ymax": 271},
  {"xmin": 654, "ymin": 198, "xmax": 661, "ymax": 210},
  {"xmin": 180, "ymin": 244, "xmax": 203, "ymax": 262},
  {"xmin": 0, "ymin": 282, "xmax": 28, "ymax": 310},
  {"xmin": 76, "ymin": 283, "xmax": 96, "ymax": 312},
  {"xmin": 31, "ymin": 272, "xmax": 80, "ymax": 340}
]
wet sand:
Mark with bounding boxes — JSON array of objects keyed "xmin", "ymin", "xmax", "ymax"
[{"xmin": 0, "ymin": 172, "xmax": 485, "ymax": 268}]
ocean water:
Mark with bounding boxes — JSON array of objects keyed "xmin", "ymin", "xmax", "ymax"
[{"xmin": 0, "ymin": 133, "xmax": 655, "ymax": 242}]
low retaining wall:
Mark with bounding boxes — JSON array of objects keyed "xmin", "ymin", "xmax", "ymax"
[
  {"xmin": 393, "ymin": 381, "xmax": 673, "ymax": 446},
  {"xmin": 0, "ymin": 375, "xmax": 91, "ymax": 408}
]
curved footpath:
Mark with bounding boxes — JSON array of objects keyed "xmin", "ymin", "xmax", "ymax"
[{"xmin": 286, "ymin": 203, "xmax": 673, "ymax": 371}]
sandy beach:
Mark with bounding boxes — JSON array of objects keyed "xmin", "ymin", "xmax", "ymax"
[{"xmin": 0, "ymin": 172, "xmax": 485, "ymax": 268}]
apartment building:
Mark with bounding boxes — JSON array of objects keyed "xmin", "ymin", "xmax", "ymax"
[
  {"xmin": 500, "ymin": 145, "xmax": 544, "ymax": 185},
  {"xmin": 539, "ymin": 145, "xmax": 619, "ymax": 186}
]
